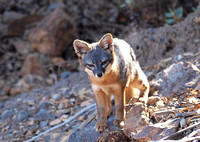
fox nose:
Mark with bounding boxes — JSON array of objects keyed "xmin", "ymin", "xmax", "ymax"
[{"xmin": 97, "ymin": 73, "xmax": 103, "ymax": 77}]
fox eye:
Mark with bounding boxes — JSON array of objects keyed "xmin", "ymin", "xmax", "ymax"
[
  {"xmin": 101, "ymin": 60, "xmax": 108, "ymax": 66},
  {"xmin": 86, "ymin": 64, "xmax": 95, "ymax": 68}
]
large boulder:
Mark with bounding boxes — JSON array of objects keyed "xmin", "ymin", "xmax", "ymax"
[
  {"xmin": 151, "ymin": 61, "xmax": 200, "ymax": 97},
  {"xmin": 28, "ymin": 7, "xmax": 77, "ymax": 56}
]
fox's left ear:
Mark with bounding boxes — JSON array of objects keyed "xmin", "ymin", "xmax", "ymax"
[{"xmin": 99, "ymin": 33, "xmax": 113, "ymax": 53}]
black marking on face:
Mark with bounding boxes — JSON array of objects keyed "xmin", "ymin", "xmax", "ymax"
[{"xmin": 82, "ymin": 45, "xmax": 113, "ymax": 77}]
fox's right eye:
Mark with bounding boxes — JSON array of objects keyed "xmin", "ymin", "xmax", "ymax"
[{"xmin": 86, "ymin": 64, "xmax": 95, "ymax": 69}]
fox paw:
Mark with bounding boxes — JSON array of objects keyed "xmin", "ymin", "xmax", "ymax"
[
  {"xmin": 95, "ymin": 121, "xmax": 107, "ymax": 132},
  {"xmin": 114, "ymin": 119, "xmax": 124, "ymax": 128}
]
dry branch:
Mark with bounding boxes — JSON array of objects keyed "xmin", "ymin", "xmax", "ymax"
[
  {"xmin": 162, "ymin": 121, "xmax": 200, "ymax": 140},
  {"xmin": 78, "ymin": 110, "xmax": 97, "ymax": 130},
  {"xmin": 26, "ymin": 104, "xmax": 96, "ymax": 142}
]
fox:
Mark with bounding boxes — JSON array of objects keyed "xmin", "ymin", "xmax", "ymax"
[{"xmin": 73, "ymin": 33, "xmax": 149, "ymax": 132}]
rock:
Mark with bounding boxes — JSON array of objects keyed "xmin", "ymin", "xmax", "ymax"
[
  {"xmin": 151, "ymin": 62, "xmax": 200, "ymax": 97},
  {"xmin": 13, "ymin": 40, "xmax": 31, "ymax": 55},
  {"xmin": 65, "ymin": 60, "xmax": 79, "ymax": 72},
  {"xmin": 68, "ymin": 115, "xmax": 123, "ymax": 142},
  {"xmin": 60, "ymin": 71, "xmax": 71, "ymax": 79},
  {"xmin": 18, "ymin": 111, "xmax": 29, "ymax": 122},
  {"xmin": 124, "ymin": 102, "xmax": 149, "ymax": 140},
  {"xmin": 125, "ymin": 9, "xmax": 200, "ymax": 67},
  {"xmin": 147, "ymin": 96, "xmax": 161, "ymax": 106},
  {"xmin": 39, "ymin": 102, "xmax": 53, "ymax": 110},
  {"xmin": 1, "ymin": 109, "xmax": 16, "ymax": 120},
  {"xmin": 60, "ymin": 115, "xmax": 68, "ymax": 122},
  {"xmin": 2, "ymin": 85, "xmax": 11, "ymax": 96},
  {"xmin": 51, "ymin": 93, "xmax": 62, "ymax": 101},
  {"xmin": 23, "ymin": 99, "xmax": 35, "ymax": 106},
  {"xmin": 34, "ymin": 109, "xmax": 56, "ymax": 121},
  {"xmin": 10, "ymin": 74, "xmax": 48, "ymax": 96},
  {"xmin": 28, "ymin": 7, "xmax": 77, "ymax": 56},
  {"xmin": 58, "ymin": 102, "xmax": 65, "ymax": 110},
  {"xmin": 7, "ymin": 15, "xmax": 44, "ymax": 36},
  {"xmin": 2, "ymin": 11, "xmax": 26, "ymax": 23},
  {"xmin": 27, "ymin": 120, "xmax": 34, "ymax": 126},
  {"xmin": 51, "ymin": 57, "xmax": 66, "ymax": 67},
  {"xmin": 97, "ymin": 131, "xmax": 129, "ymax": 142},
  {"xmin": 40, "ymin": 121, "xmax": 48, "ymax": 128},
  {"xmin": 21, "ymin": 53, "xmax": 48, "ymax": 77},
  {"xmin": 131, "ymin": 118, "xmax": 181, "ymax": 141},
  {"xmin": 41, "ymin": 133, "xmax": 69, "ymax": 142},
  {"xmin": 0, "ymin": 23, "xmax": 8, "ymax": 37},
  {"xmin": 49, "ymin": 119, "xmax": 62, "ymax": 126},
  {"xmin": 10, "ymin": 87, "xmax": 24, "ymax": 96}
]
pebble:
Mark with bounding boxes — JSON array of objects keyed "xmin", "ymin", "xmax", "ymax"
[
  {"xmin": 27, "ymin": 120, "xmax": 34, "ymax": 126},
  {"xmin": 40, "ymin": 102, "xmax": 53, "ymax": 110},
  {"xmin": 60, "ymin": 71, "xmax": 70, "ymax": 79},
  {"xmin": 34, "ymin": 109, "xmax": 56, "ymax": 121},
  {"xmin": 1, "ymin": 109, "xmax": 16, "ymax": 120},
  {"xmin": 40, "ymin": 121, "xmax": 48, "ymax": 128},
  {"xmin": 58, "ymin": 102, "xmax": 65, "ymax": 110},
  {"xmin": 51, "ymin": 93, "xmax": 62, "ymax": 101},
  {"xmin": 24, "ymin": 100, "xmax": 35, "ymax": 106},
  {"xmin": 49, "ymin": 119, "xmax": 61, "ymax": 126},
  {"xmin": 56, "ymin": 109, "xmax": 70, "ymax": 115},
  {"xmin": 18, "ymin": 111, "xmax": 29, "ymax": 122},
  {"xmin": 60, "ymin": 115, "xmax": 69, "ymax": 122}
]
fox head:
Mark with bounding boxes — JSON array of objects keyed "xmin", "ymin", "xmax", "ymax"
[{"xmin": 73, "ymin": 33, "xmax": 114, "ymax": 78}]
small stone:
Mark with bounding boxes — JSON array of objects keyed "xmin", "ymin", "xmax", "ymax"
[
  {"xmin": 58, "ymin": 102, "xmax": 65, "ymax": 110},
  {"xmin": 49, "ymin": 119, "xmax": 62, "ymax": 126},
  {"xmin": 17, "ymin": 98, "xmax": 22, "ymax": 102},
  {"xmin": 60, "ymin": 115, "xmax": 69, "ymax": 122},
  {"xmin": 25, "ymin": 100, "xmax": 35, "ymax": 106},
  {"xmin": 57, "ymin": 109, "xmax": 70, "ymax": 115},
  {"xmin": 177, "ymin": 54, "xmax": 182, "ymax": 61},
  {"xmin": 13, "ymin": 40, "xmax": 31, "ymax": 55},
  {"xmin": 10, "ymin": 88, "xmax": 23, "ymax": 96},
  {"xmin": 18, "ymin": 111, "xmax": 29, "ymax": 122},
  {"xmin": 34, "ymin": 109, "xmax": 55, "ymax": 121},
  {"xmin": 21, "ymin": 53, "xmax": 48, "ymax": 77},
  {"xmin": 27, "ymin": 120, "xmax": 34, "ymax": 126},
  {"xmin": 1, "ymin": 109, "xmax": 16, "ymax": 120},
  {"xmin": 147, "ymin": 96, "xmax": 161, "ymax": 106},
  {"xmin": 2, "ymin": 11, "xmax": 26, "ymax": 23},
  {"xmin": 2, "ymin": 85, "xmax": 10, "ymax": 95},
  {"xmin": 46, "ymin": 78, "xmax": 54, "ymax": 85},
  {"xmin": 52, "ymin": 57, "xmax": 66, "ymax": 66},
  {"xmin": 40, "ymin": 102, "xmax": 53, "ymax": 110},
  {"xmin": 40, "ymin": 121, "xmax": 48, "ymax": 128},
  {"xmin": 51, "ymin": 94, "xmax": 62, "ymax": 101},
  {"xmin": 60, "ymin": 71, "xmax": 71, "ymax": 79},
  {"xmin": 156, "ymin": 100, "xmax": 165, "ymax": 109}
]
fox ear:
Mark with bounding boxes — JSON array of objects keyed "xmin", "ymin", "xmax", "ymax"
[
  {"xmin": 73, "ymin": 40, "xmax": 91, "ymax": 58},
  {"xmin": 99, "ymin": 33, "xmax": 113, "ymax": 53}
]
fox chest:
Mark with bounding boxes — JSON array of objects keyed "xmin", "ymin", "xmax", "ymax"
[{"xmin": 91, "ymin": 83, "xmax": 121, "ymax": 95}]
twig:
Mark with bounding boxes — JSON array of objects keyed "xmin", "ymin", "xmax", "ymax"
[
  {"xmin": 179, "ymin": 136, "xmax": 200, "ymax": 142},
  {"xmin": 64, "ymin": 110, "xmax": 97, "ymax": 142},
  {"xmin": 153, "ymin": 110, "xmax": 175, "ymax": 116},
  {"xmin": 161, "ymin": 121, "xmax": 200, "ymax": 140},
  {"xmin": 175, "ymin": 111, "xmax": 197, "ymax": 117},
  {"xmin": 26, "ymin": 104, "xmax": 96, "ymax": 142},
  {"xmin": 78, "ymin": 110, "xmax": 97, "ymax": 130}
]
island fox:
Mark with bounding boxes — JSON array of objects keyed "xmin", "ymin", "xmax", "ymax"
[{"xmin": 73, "ymin": 33, "xmax": 149, "ymax": 132}]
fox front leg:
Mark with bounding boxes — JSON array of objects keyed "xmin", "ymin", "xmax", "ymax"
[
  {"xmin": 94, "ymin": 89, "xmax": 109, "ymax": 132},
  {"xmin": 113, "ymin": 88, "xmax": 125, "ymax": 127}
]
